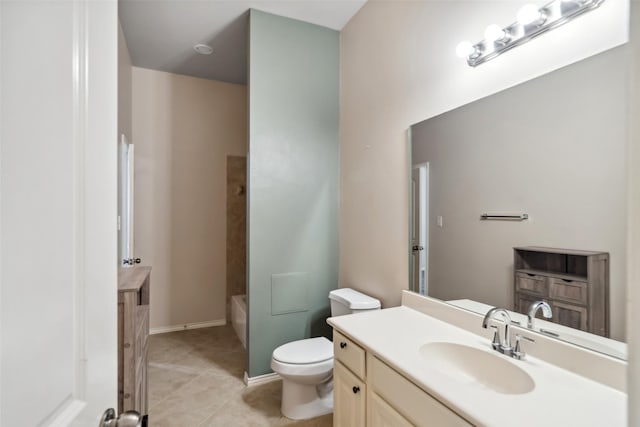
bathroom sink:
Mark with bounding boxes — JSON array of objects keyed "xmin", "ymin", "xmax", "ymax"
[{"xmin": 419, "ymin": 342, "xmax": 535, "ymax": 394}]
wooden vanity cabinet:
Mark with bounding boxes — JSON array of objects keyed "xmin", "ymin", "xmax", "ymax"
[
  {"xmin": 118, "ymin": 266, "xmax": 151, "ymax": 415},
  {"xmin": 334, "ymin": 331, "xmax": 366, "ymax": 427},
  {"xmin": 333, "ymin": 330, "xmax": 471, "ymax": 427},
  {"xmin": 513, "ymin": 247, "xmax": 609, "ymax": 336}
]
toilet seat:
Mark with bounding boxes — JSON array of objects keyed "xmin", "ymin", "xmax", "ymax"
[
  {"xmin": 273, "ymin": 337, "xmax": 333, "ymax": 364},
  {"xmin": 271, "ymin": 356, "xmax": 333, "ymax": 377}
]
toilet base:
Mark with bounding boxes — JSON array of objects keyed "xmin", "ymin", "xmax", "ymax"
[{"xmin": 281, "ymin": 377, "xmax": 333, "ymax": 420}]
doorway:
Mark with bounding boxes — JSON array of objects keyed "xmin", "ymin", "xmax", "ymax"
[{"xmin": 411, "ymin": 163, "xmax": 429, "ymax": 295}]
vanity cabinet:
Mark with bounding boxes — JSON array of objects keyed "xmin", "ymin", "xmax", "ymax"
[
  {"xmin": 334, "ymin": 331, "xmax": 366, "ymax": 427},
  {"xmin": 333, "ymin": 330, "xmax": 471, "ymax": 427},
  {"xmin": 513, "ymin": 247, "xmax": 609, "ymax": 336},
  {"xmin": 118, "ymin": 266, "xmax": 151, "ymax": 415}
]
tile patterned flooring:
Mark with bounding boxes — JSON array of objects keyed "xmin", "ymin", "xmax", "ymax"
[{"xmin": 148, "ymin": 325, "xmax": 333, "ymax": 427}]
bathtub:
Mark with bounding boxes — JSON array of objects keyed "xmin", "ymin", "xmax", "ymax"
[{"xmin": 231, "ymin": 294, "xmax": 247, "ymax": 349}]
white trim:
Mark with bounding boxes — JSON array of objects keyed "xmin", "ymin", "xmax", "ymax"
[
  {"xmin": 71, "ymin": 0, "xmax": 89, "ymax": 402},
  {"xmin": 47, "ymin": 399, "xmax": 87, "ymax": 427},
  {"xmin": 149, "ymin": 319, "xmax": 226, "ymax": 335},
  {"xmin": 244, "ymin": 371, "xmax": 281, "ymax": 387}
]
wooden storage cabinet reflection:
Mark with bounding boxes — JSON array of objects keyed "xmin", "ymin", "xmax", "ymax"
[
  {"xmin": 118, "ymin": 266, "xmax": 151, "ymax": 414},
  {"xmin": 513, "ymin": 247, "xmax": 608, "ymax": 336}
]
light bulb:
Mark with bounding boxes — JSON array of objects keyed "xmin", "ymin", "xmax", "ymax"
[
  {"xmin": 456, "ymin": 41, "xmax": 474, "ymax": 59},
  {"xmin": 484, "ymin": 24, "xmax": 506, "ymax": 43},
  {"xmin": 517, "ymin": 4, "xmax": 543, "ymax": 25}
]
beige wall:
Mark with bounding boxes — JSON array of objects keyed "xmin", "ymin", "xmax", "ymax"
[
  {"xmin": 118, "ymin": 21, "xmax": 132, "ymax": 141},
  {"xmin": 132, "ymin": 67, "xmax": 247, "ymax": 329},
  {"xmin": 339, "ymin": 0, "xmax": 628, "ymax": 308}
]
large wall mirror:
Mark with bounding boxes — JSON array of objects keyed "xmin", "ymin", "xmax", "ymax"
[{"xmin": 409, "ymin": 46, "xmax": 628, "ymax": 359}]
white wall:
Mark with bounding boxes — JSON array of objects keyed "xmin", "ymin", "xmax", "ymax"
[
  {"xmin": 132, "ymin": 68, "xmax": 247, "ymax": 329},
  {"xmin": 411, "ymin": 47, "xmax": 627, "ymax": 339},
  {"xmin": 340, "ymin": 0, "xmax": 629, "ymax": 308}
]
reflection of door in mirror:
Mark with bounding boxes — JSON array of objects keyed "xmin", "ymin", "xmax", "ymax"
[
  {"xmin": 411, "ymin": 164, "xmax": 429, "ymax": 295},
  {"xmin": 119, "ymin": 134, "xmax": 135, "ymax": 266}
]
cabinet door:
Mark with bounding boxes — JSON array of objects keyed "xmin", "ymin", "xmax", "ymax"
[
  {"xmin": 368, "ymin": 392, "xmax": 413, "ymax": 427},
  {"xmin": 552, "ymin": 301, "xmax": 588, "ymax": 331},
  {"xmin": 334, "ymin": 360, "xmax": 366, "ymax": 427},
  {"xmin": 515, "ymin": 292, "xmax": 544, "ymax": 317}
]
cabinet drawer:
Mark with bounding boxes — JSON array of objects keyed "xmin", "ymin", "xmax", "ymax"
[
  {"xmin": 369, "ymin": 355, "xmax": 471, "ymax": 427},
  {"xmin": 515, "ymin": 272, "xmax": 548, "ymax": 296},
  {"xmin": 334, "ymin": 331, "xmax": 366, "ymax": 379},
  {"xmin": 549, "ymin": 277, "xmax": 587, "ymax": 305}
]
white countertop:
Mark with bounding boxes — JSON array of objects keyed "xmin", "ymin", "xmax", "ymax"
[{"xmin": 328, "ymin": 306, "xmax": 626, "ymax": 427}]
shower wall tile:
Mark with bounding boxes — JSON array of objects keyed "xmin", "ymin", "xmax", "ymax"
[{"xmin": 226, "ymin": 155, "xmax": 247, "ymax": 321}]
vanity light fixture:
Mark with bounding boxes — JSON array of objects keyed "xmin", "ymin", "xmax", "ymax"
[{"xmin": 458, "ymin": 0, "xmax": 606, "ymax": 67}]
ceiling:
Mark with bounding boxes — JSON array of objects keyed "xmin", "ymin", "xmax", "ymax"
[{"xmin": 119, "ymin": 0, "xmax": 367, "ymax": 85}]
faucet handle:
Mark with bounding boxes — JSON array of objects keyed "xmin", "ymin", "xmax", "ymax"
[
  {"xmin": 489, "ymin": 325, "xmax": 501, "ymax": 350},
  {"xmin": 513, "ymin": 334, "xmax": 535, "ymax": 360}
]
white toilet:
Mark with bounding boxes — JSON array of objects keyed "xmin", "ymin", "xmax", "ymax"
[{"xmin": 270, "ymin": 288, "xmax": 381, "ymax": 420}]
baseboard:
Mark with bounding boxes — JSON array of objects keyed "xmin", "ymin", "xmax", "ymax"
[
  {"xmin": 150, "ymin": 319, "xmax": 226, "ymax": 335},
  {"xmin": 244, "ymin": 371, "xmax": 281, "ymax": 387}
]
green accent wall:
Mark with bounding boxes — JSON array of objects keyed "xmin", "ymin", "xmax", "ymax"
[{"xmin": 247, "ymin": 9, "xmax": 340, "ymax": 377}]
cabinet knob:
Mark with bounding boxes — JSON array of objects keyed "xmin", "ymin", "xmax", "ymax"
[
  {"xmin": 352, "ymin": 386, "xmax": 360, "ymax": 394},
  {"xmin": 340, "ymin": 342, "xmax": 347, "ymax": 349}
]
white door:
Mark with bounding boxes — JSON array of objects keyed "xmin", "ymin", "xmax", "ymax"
[
  {"xmin": 119, "ymin": 135, "xmax": 135, "ymax": 266},
  {"xmin": 410, "ymin": 169, "xmax": 421, "ymax": 292},
  {"xmin": 411, "ymin": 165, "xmax": 429, "ymax": 295},
  {"xmin": 1, "ymin": 1, "xmax": 118, "ymax": 426}
]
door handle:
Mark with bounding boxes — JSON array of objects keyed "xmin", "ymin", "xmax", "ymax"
[
  {"xmin": 99, "ymin": 408, "xmax": 146, "ymax": 427},
  {"xmin": 412, "ymin": 245, "xmax": 424, "ymax": 251}
]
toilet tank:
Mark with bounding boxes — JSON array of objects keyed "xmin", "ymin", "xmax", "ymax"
[{"xmin": 329, "ymin": 288, "xmax": 381, "ymax": 317}]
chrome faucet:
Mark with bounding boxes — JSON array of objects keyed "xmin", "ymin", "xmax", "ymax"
[
  {"xmin": 482, "ymin": 307, "xmax": 513, "ymax": 355},
  {"xmin": 527, "ymin": 300, "xmax": 552, "ymax": 329}
]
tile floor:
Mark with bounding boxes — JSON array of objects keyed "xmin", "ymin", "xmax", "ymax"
[{"xmin": 148, "ymin": 325, "xmax": 333, "ymax": 427}]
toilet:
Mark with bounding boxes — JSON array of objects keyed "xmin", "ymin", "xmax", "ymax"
[{"xmin": 270, "ymin": 288, "xmax": 381, "ymax": 420}]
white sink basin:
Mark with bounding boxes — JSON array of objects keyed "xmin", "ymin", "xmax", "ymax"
[{"xmin": 419, "ymin": 342, "xmax": 535, "ymax": 395}]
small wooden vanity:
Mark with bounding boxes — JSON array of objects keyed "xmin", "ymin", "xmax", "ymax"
[
  {"xmin": 513, "ymin": 247, "xmax": 609, "ymax": 336},
  {"xmin": 118, "ymin": 266, "xmax": 151, "ymax": 415}
]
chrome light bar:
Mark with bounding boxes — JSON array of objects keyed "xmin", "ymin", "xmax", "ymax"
[{"xmin": 459, "ymin": 0, "xmax": 606, "ymax": 67}]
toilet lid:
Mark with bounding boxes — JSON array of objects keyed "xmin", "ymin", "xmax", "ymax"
[{"xmin": 273, "ymin": 337, "xmax": 333, "ymax": 364}]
